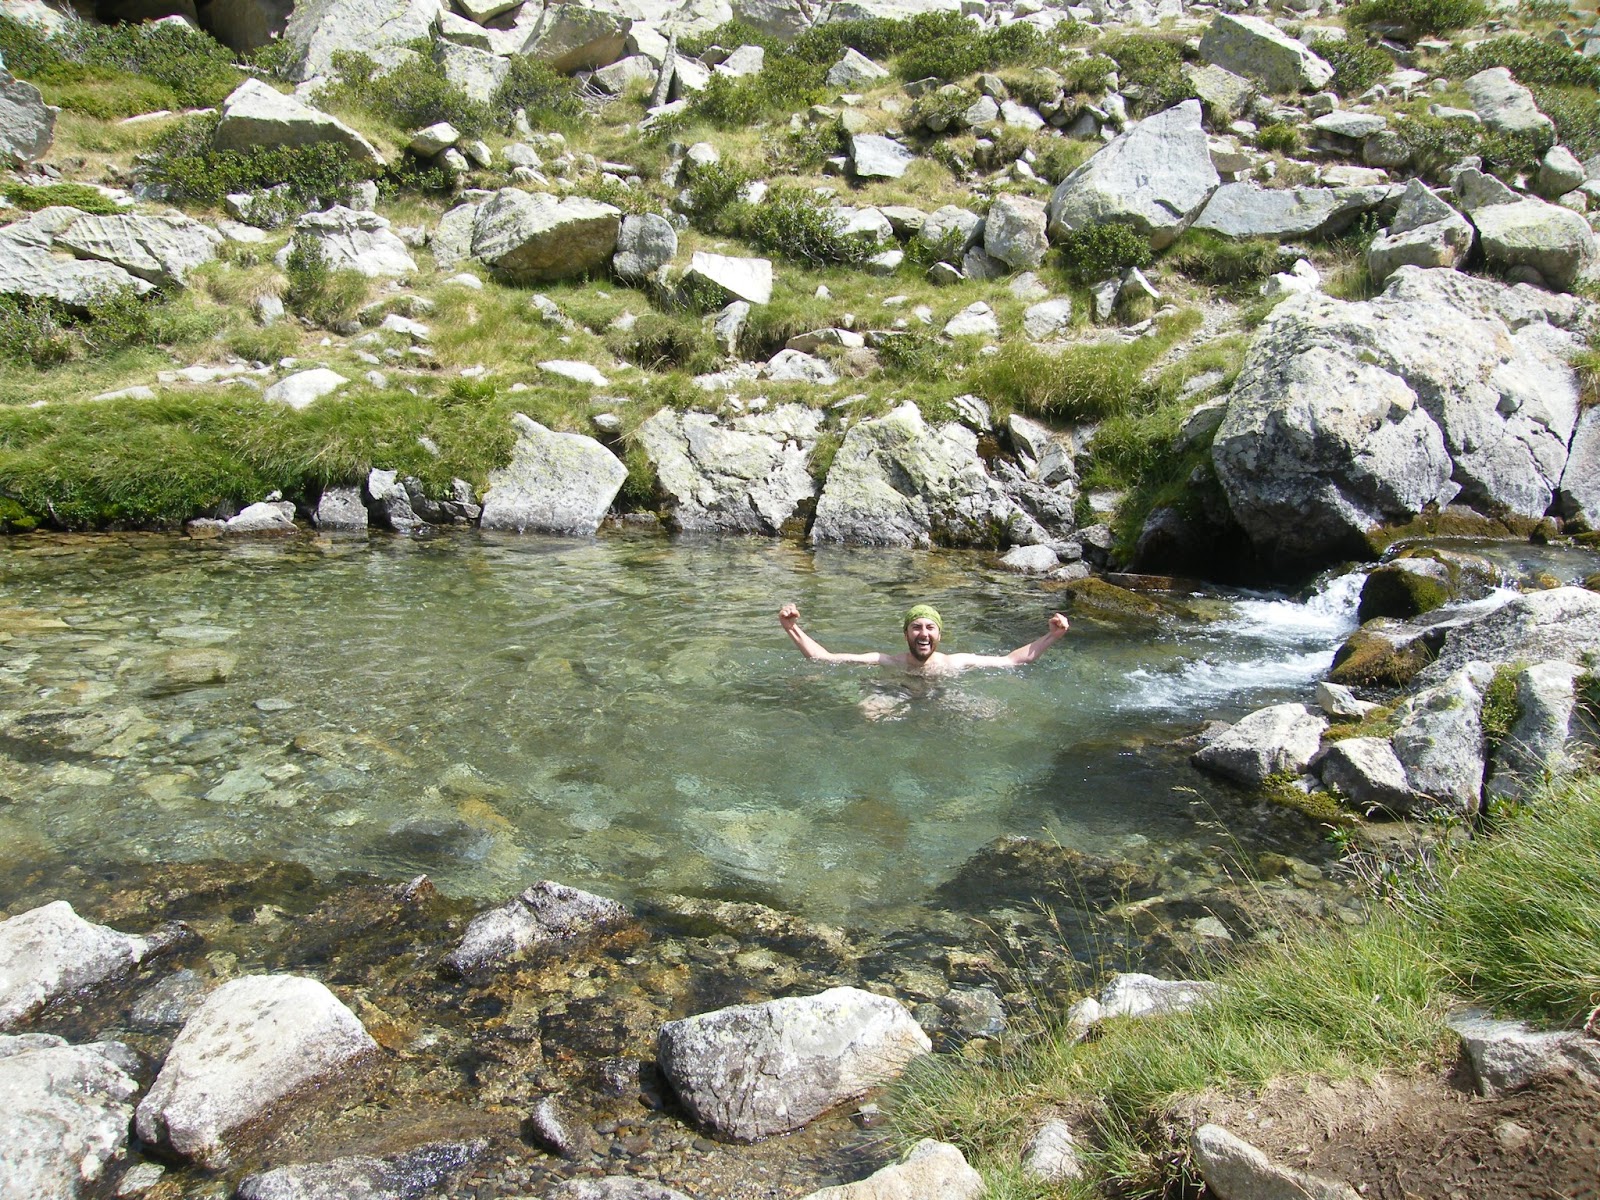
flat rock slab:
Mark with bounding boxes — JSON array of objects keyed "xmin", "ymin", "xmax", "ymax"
[
  {"xmin": 796, "ymin": 1139, "xmax": 982, "ymax": 1200},
  {"xmin": 265, "ymin": 369, "xmax": 349, "ymax": 409},
  {"xmin": 0, "ymin": 1033, "xmax": 140, "ymax": 1200},
  {"xmin": 683, "ymin": 251, "xmax": 773, "ymax": 305},
  {"xmin": 1192, "ymin": 1123, "xmax": 1360, "ymax": 1200},
  {"xmin": 135, "ymin": 974, "xmax": 376, "ymax": 1167},
  {"xmin": 849, "ymin": 134, "xmax": 916, "ymax": 180},
  {"xmin": 445, "ymin": 880, "xmax": 629, "ymax": 973},
  {"xmin": 478, "ymin": 412, "xmax": 627, "ymax": 535},
  {"xmin": 0, "ymin": 210, "xmax": 155, "ymax": 309},
  {"xmin": 0, "ymin": 901, "xmax": 151, "ymax": 1029},
  {"xmin": 236, "ymin": 1138, "xmax": 488, "ymax": 1200},
  {"xmin": 51, "ymin": 212, "xmax": 223, "ymax": 287},
  {"xmin": 657, "ymin": 985, "xmax": 931, "ymax": 1141}
]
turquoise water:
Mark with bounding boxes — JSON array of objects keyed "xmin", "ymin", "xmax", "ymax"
[{"xmin": 0, "ymin": 529, "xmax": 1480, "ymax": 921}]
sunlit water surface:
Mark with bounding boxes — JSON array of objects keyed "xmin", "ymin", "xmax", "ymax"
[{"xmin": 2, "ymin": 531, "xmax": 1587, "ymax": 923}]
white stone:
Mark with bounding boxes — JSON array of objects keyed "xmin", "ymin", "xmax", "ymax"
[{"xmin": 265, "ymin": 368, "xmax": 349, "ymax": 409}]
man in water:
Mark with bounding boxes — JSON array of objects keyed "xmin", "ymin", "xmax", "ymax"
[{"xmin": 777, "ymin": 602, "xmax": 1069, "ymax": 676}]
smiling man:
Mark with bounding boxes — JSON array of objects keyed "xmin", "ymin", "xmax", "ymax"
[{"xmin": 777, "ymin": 602, "xmax": 1069, "ymax": 677}]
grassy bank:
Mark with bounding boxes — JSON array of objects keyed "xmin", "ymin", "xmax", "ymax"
[{"xmin": 889, "ymin": 772, "xmax": 1600, "ymax": 1197}]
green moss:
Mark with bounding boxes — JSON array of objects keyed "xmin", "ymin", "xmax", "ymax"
[
  {"xmin": 1058, "ymin": 577, "xmax": 1164, "ymax": 620},
  {"xmin": 0, "ymin": 495, "xmax": 41, "ymax": 532},
  {"xmin": 1365, "ymin": 509, "xmax": 1522, "ymax": 553},
  {"xmin": 1262, "ymin": 771, "xmax": 1360, "ymax": 827},
  {"xmin": 2, "ymin": 182, "xmax": 122, "ymax": 215},
  {"xmin": 1322, "ymin": 703, "xmax": 1400, "ymax": 743},
  {"xmin": 1356, "ymin": 562, "xmax": 1451, "ymax": 622},
  {"xmin": 1329, "ymin": 627, "xmax": 1435, "ymax": 688},
  {"xmin": 1480, "ymin": 664, "xmax": 1523, "ymax": 755}
]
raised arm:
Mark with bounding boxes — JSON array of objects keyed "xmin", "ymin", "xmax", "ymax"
[
  {"xmin": 778, "ymin": 603, "xmax": 887, "ymax": 666},
  {"xmin": 946, "ymin": 613, "xmax": 1070, "ymax": 669}
]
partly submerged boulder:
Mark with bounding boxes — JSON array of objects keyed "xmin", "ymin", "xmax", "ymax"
[
  {"xmin": 0, "ymin": 1033, "xmax": 140, "ymax": 1200},
  {"xmin": 0, "ymin": 902, "xmax": 152, "ymax": 1030}
]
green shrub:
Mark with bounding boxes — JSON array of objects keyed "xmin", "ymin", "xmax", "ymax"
[
  {"xmin": 491, "ymin": 53, "xmax": 584, "ymax": 125},
  {"xmin": 875, "ymin": 329, "xmax": 951, "ymax": 379},
  {"xmin": 0, "ymin": 287, "xmax": 216, "ymax": 367},
  {"xmin": 736, "ymin": 188, "xmax": 874, "ymax": 266},
  {"xmin": 1165, "ymin": 232, "xmax": 1281, "ymax": 288},
  {"xmin": 1056, "ymin": 52, "xmax": 1118, "ymax": 95},
  {"xmin": 685, "ymin": 71, "xmax": 767, "ymax": 127},
  {"xmin": 144, "ymin": 115, "xmax": 375, "ymax": 212},
  {"xmin": 895, "ymin": 10, "xmax": 1047, "ymax": 81},
  {"xmin": 1441, "ymin": 35, "xmax": 1600, "ymax": 87},
  {"xmin": 1256, "ymin": 120, "xmax": 1303, "ymax": 154},
  {"xmin": 970, "ymin": 339, "xmax": 1158, "ymax": 421},
  {"xmin": 1097, "ymin": 33, "xmax": 1192, "ymax": 115},
  {"xmin": 2, "ymin": 182, "xmax": 121, "ymax": 215},
  {"xmin": 245, "ymin": 36, "xmax": 299, "ymax": 82},
  {"xmin": 603, "ymin": 311, "xmax": 718, "ymax": 372},
  {"xmin": 678, "ymin": 19, "xmax": 780, "ymax": 59},
  {"xmin": 0, "ymin": 295, "xmax": 75, "ymax": 366},
  {"xmin": 1054, "ymin": 221, "xmax": 1152, "ymax": 285},
  {"xmin": 778, "ymin": 118, "xmax": 846, "ymax": 171},
  {"xmin": 317, "ymin": 48, "xmax": 493, "ymax": 138},
  {"xmin": 999, "ymin": 66, "xmax": 1065, "ymax": 108},
  {"xmin": 1394, "ymin": 111, "xmax": 1548, "ymax": 178},
  {"xmin": 1311, "ymin": 36, "xmax": 1394, "ymax": 97},
  {"xmin": 1345, "ymin": 0, "xmax": 1489, "ymax": 36},
  {"xmin": 1032, "ymin": 137, "xmax": 1094, "ymax": 184},
  {"xmin": 790, "ymin": 16, "xmax": 903, "ymax": 65},
  {"xmin": 680, "ymin": 157, "xmax": 752, "ymax": 230},
  {"xmin": 0, "ymin": 14, "xmax": 60, "ymax": 78},
  {"xmin": 909, "ymin": 85, "xmax": 976, "ymax": 135},
  {"xmin": 283, "ymin": 234, "xmax": 366, "ymax": 327},
  {"xmin": 1535, "ymin": 86, "xmax": 1600, "ymax": 159}
]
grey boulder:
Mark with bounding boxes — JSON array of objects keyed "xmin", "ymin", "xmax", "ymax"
[
  {"xmin": 1197, "ymin": 13, "xmax": 1334, "ymax": 93},
  {"xmin": 1470, "ymin": 196, "xmax": 1599, "ymax": 291},
  {"xmin": 1450, "ymin": 1013, "xmax": 1600, "ymax": 1097},
  {"xmin": 478, "ymin": 412, "xmax": 627, "ymax": 535},
  {"xmin": 794, "ymin": 1139, "xmax": 982, "ymax": 1200},
  {"xmin": 0, "ymin": 71, "xmax": 55, "ymax": 166},
  {"xmin": 848, "ymin": 134, "xmax": 916, "ymax": 180},
  {"xmin": 0, "ymin": 1034, "xmax": 140, "ymax": 1200},
  {"xmin": 444, "ymin": 881, "xmax": 629, "ymax": 973},
  {"xmin": 1367, "ymin": 179, "xmax": 1475, "ymax": 284},
  {"xmin": 1392, "ymin": 663, "xmax": 1493, "ymax": 816},
  {"xmin": 1419, "ymin": 586, "xmax": 1600, "ymax": 683},
  {"xmin": 1486, "ymin": 661, "xmax": 1584, "ymax": 803},
  {"xmin": 635, "ymin": 404, "xmax": 822, "ymax": 534},
  {"xmin": 657, "ymin": 986, "xmax": 931, "ymax": 1141},
  {"xmin": 0, "ymin": 901, "xmax": 151, "ymax": 1029},
  {"xmin": 135, "ymin": 974, "xmax": 376, "ymax": 1167},
  {"xmin": 0, "ymin": 208, "xmax": 156, "ymax": 309},
  {"xmin": 1192, "ymin": 182, "xmax": 1394, "ymax": 240},
  {"xmin": 682, "ymin": 251, "xmax": 773, "ymax": 305},
  {"xmin": 1047, "ymin": 99, "xmax": 1219, "ymax": 251},
  {"xmin": 612, "ymin": 212, "xmax": 677, "ymax": 280},
  {"xmin": 51, "ymin": 212, "xmax": 222, "ymax": 288},
  {"xmin": 1464, "ymin": 67, "xmax": 1554, "ymax": 138},
  {"xmin": 282, "ymin": 0, "xmax": 446, "ymax": 81},
  {"xmin": 213, "ymin": 78, "xmax": 384, "ymax": 164},
  {"xmin": 278, "ymin": 206, "xmax": 417, "ymax": 277},
  {"xmin": 1192, "ymin": 1124, "xmax": 1360, "ymax": 1200},
  {"xmin": 1191, "ymin": 702, "xmax": 1327, "ymax": 786},
  {"xmin": 983, "ymin": 194, "xmax": 1048, "ymax": 270},
  {"xmin": 1312, "ymin": 737, "xmax": 1416, "ymax": 814},
  {"xmin": 1558, "ymin": 406, "xmax": 1600, "ymax": 528},
  {"xmin": 471, "ymin": 188, "xmax": 622, "ymax": 283}
]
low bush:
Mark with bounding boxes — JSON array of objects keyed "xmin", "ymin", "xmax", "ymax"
[
  {"xmin": 283, "ymin": 234, "xmax": 367, "ymax": 328},
  {"xmin": 1056, "ymin": 52, "xmax": 1118, "ymax": 95},
  {"xmin": 3, "ymin": 181, "xmax": 121, "ymax": 214},
  {"xmin": 875, "ymin": 329, "xmax": 952, "ymax": 379},
  {"xmin": 1535, "ymin": 87, "xmax": 1600, "ymax": 159},
  {"xmin": 0, "ymin": 14, "xmax": 57, "ymax": 77},
  {"xmin": 679, "ymin": 158, "xmax": 752, "ymax": 231},
  {"xmin": 603, "ymin": 311, "xmax": 718, "ymax": 372},
  {"xmin": 895, "ymin": 10, "xmax": 1049, "ymax": 82},
  {"xmin": 1053, "ymin": 221, "xmax": 1152, "ymax": 285},
  {"xmin": 143, "ymin": 114, "xmax": 375, "ymax": 210},
  {"xmin": 1441, "ymin": 35, "xmax": 1600, "ymax": 88},
  {"xmin": 970, "ymin": 339, "xmax": 1155, "ymax": 421},
  {"xmin": 1394, "ymin": 112, "xmax": 1548, "ymax": 178},
  {"xmin": 317, "ymin": 48, "xmax": 493, "ymax": 139},
  {"xmin": 1345, "ymin": 0, "xmax": 1489, "ymax": 36},
  {"xmin": 998, "ymin": 66, "xmax": 1065, "ymax": 109},
  {"xmin": 0, "ymin": 287, "xmax": 218, "ymax": 368},
  {"xmin": 909, "ymin": 86, "xmax": 976, "ymax": 134},
  {"xmin": 1166, "ymin": 232, "xmax": 1282, "ymax": 288},
  {"xmin": 491, "ymin": 53, "xmax": 583, "ymax": 126},
  {"xmin": 1311, "ymin": 36, "xmax": 1394, "ymax": 97},
  {"xmin": 1032, "ymin": 137, "xmax": 1094, "ymax": 184},
  {"xmin": 1255, "ymin": 120, "xmax": 1303, "ymax": 154},
  {"xmin": 1096, "ymin": 33, "xmax": 1192, "ymax": 116},
  {"xmin": 737, "ymin": 189, "xmax": 875, "ymax": 267}
]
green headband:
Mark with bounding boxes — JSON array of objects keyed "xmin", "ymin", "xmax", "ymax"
[{"xmin": 903, "ymin": 604, "xmax": 942, "ymax": 632}]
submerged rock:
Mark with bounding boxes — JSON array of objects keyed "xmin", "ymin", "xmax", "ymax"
[
  {"xmin": 135, "ymin": 974, "xmax": 376, "ymax": 1167},
  {"xmin": 657, "ymin": 986, "xmax": 931, "ymax": 1141},
  {"xmin": 0, "ymin": 901, "xmax": 152, "ymax": 1029},
  {"xmin": 0, "ymin": 1033, "xmax": 140, "ymax": 1200},
  {"xmin": 235, "ymin": 1138, "xmax": 488, "ymax": 1200},
  {"xmin": 444, "ymin": 880, "xmax": 629, "ymax": 973}
]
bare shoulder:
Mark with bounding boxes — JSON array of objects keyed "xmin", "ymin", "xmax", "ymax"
[{"xmin": 941, "ymin": 653, "xmax": 1019, "ymax": 670}]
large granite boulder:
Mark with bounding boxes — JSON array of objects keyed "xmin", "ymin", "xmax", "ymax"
[
  {"xmin": 1047, "ymin": 100, "xmax": 1219, "ymax": 251},
  {"xmin": 0, "ymin": 208, "xmax": 156, "ymax": 309},
  {"xmin": 478, "ymin": 412, "xmax": 627, "ymax": 535},
  {"xmin": 1417, "ymin": 586, "xmax": 1600, "ymax": 684},
  {"xmin": 1451, "ymin": 1013, "xmax": 1600, "ymax": 1097},
  {"xmin": 0, "ymin": 71, "xmax": 55, "ymax": 166},
  {"xmin": 135, "ymin": 974, "xmax": 376, "ymax": 1167},
  {"xmin": 212, "ymin": 78, "xmax": 384, "ymax": 164},
  {"xmin": 518, "ymin": 0, "xmax": 634, "ymax": 71},
  {"xmin": 657, "ymin": 986, "xmax": 931, "ymax": 1141},
  {"xmin": 612, "ymin": 212, "xmax": 678, "ymax": 280},
  {"xmin": 796, "ymin": 1140, "xmax": 982, "ymax": 1200},
  {"xmin": 1367, "ymin": 179, "xmax": 1475, "ymax": 285},
  {"xmin": 811, "ymin": 401, "xmax": 1044, "ymax": 548},
  {"xmin": 0, "ymin": 901, "xmax": 152, "ymax": 1029},
  {"xmin": 1470, "ymin": 197, "xmax": 1599, "ymax": 291},
  {"xmin": 51, "ymin": 212, "xmax": 223, "ymax": 287},
  {"xmin": 471, "ymin": 189, "xmax": 622, "ymax": 283},
  {"xmin": 276, "ymin": 206, "xmax": 417, "ymax": 277},
  {"xmin": 281, "ymin": 0, "xmax": 446, "ymax": 81},
  {"xmin": 1392, "ymin": 663, "xmax": 1492, "ymax": 816},
  {"xmin": 1212, "ymin": 268, "xmax": 1584, "ymax": 571},
  {"xmin": 1197, "ymin": 13, "xmax": 1334, "ymax": 93},
  {"xmin": 444, "ymin": 881, "xmax": 629, "ymax": 974},
  {"xmin": 1463, "ymin": 67, "xmax": 1554, "ymax": 139},
  {"xmin": 1558, "ymin": 406, "xmax": 1600, "ymax": 528},
  {"xmin": 848, "ymin": 133, "xmax": 916, "ymax": 180},
  {"xmin": 1191, "ymin": 183, "xmax": 1394, "ymax": 240},
  {"xmin": 435, "ymin": 41, "xmax": 510, "ymax": 105},
  {"xmin": 682, "ymin": 251, "xmax": 772, "ymax": 305},
  {"xmin": 1486, "ymin": 661, "xmax": 1584, "ymax": 803},
  {"xmin": 237, "ymin": 1140, "xmax": 488, "ymax": 1200},
  {"xmin": 0, "ymin": 1034, "xmax": 140, "ymax": 1200},
  {"xmin": 634, "ymin": 404, "xmax": 822, "ymax": 534},
  {"xmin": 1312, "ymin": 736, "xmax": 1418, "ymax": 814},
  {"xmin": 1190, "ymin": 702, "xmax": 1327, "ymax": 786}
]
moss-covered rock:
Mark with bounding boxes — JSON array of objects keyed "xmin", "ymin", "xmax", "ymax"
[
  {"xmin": 1058, "ymin": 576, "xmax": 1166, "ymax": 621},
  {"xmin": 1329, "ymin": 626, "xmax": 1435, "ymax": 688},
  {"xmin": 1358, "ymin": 561, "xmax": 1451, "ymax": 622}
]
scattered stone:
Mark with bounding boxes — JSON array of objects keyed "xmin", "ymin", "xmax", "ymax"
[
  {"xmin": 278, "ymin": 206, "xmax": 417, "ymax": 277},
  {"xmin": 1392, "ymin": 662, "xmax": 1492, "ymax": 816},
  {"xmin": 612, "ymin": 212, "xmax": 677, "ymax": 280},
  {"xmin": 657, "ymin": 986, "xmax": 931, "ymax": 1141},
  {"xmin": 1471, "ymin": 197, "xmax": 1598, "ymax": 291},
  {"xmin": 1192, "ymin": 1124, "xmax": 1361, "ymax": 1200},
  {"xmin": 683, "ymin": 251, "xmax": 773, "ymax": 305},
  {"xmin": 1197, "ymin": 13, "xmax": 1334, "ymax": 93},
  {"xmin": 471, "ymin": 189, "xmax": 621, "ymax": 283},
  {"xmin": 826, "ymin": 47, "xmax": 889, "ymax": 89},
  {"xmin": 849, "ymin": 133, "xmax": 916, "ymax": 180},
  {"xmin": 1021, "ymin": 1119, "xmax": 1084, "ymax": 1182},
  {"xmin": 236, "ymin": 1139, "xmax": 487, "ymax": 1200},
  {"xmin": 983, "ymin": 194, "xmax": 1048, "ymax": 270},
  {"xmin": 1097, "ymin": 973, "xmax": 1218, "ymax": 1020},
  {"xmin": 942, "ymin": 301, "xmax": 998, "ymax": 338},
  {"xmin": 794, "ymin": 1139, "xmax": 981, "ymax": 1200},
  {"xmin": 135, "ymin": 974, "xmax": 376, "ymax": 1167},
  {"xmin": 1313, "ymin": 737, "xmax": 1416, "ymax": 814},
  {"xmin": 539, "ymin": 360, "xmax": 610, "ymax": 386},
  {"xmin": 0, "ymin": 71, "xmax": 55, "ymax": 166},
  {"xmin": 1193, "ymin": 702, "xmax": 1327, "ymax": 786},
  {"xmin": 265, "ymin": 368, "xmax": 348, "ymax": 410},
  {"xmin": 1450, "ymin": 1012, "xmax": 1600, "ymax": 1097}
]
